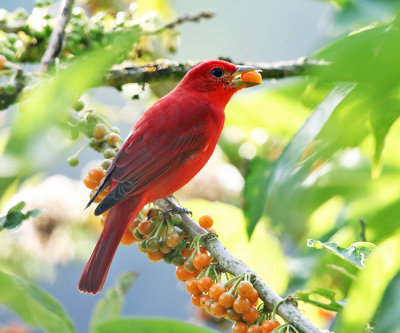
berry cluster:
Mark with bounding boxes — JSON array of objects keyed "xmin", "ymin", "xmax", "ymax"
[
  {"xmin": 0, "ymin": 1, "xmax": 160, "ymax": 63},
  {"xmin": 67, "ymin": 99, "xmax": 122, "ymax": 167}
]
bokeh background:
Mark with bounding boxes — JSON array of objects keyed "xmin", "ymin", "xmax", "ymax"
[{"xmin": 1, "ymin": 0, "xmax": 400, "ymax": 332}]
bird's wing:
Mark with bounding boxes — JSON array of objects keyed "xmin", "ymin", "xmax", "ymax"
[{"xmin": 92, "ymin": 103, "xmax": 212, "ymax": 215}]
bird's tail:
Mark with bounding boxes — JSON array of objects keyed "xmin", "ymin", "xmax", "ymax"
[{"xmin": 78, "ymin": 196, "xmax": 144, "ymax": 294}]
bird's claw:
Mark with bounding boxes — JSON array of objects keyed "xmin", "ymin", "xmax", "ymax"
[{"xmin": 165, "ymin": 203, "xmax": 192, "ymax": 216}]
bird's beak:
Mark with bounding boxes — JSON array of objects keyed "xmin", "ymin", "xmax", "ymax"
[{"xmin": 230, "ymin": 65, "xmax": 262, "ymax": 88}]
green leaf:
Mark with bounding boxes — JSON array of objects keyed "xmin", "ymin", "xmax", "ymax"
[
  {"xmin": 0, "ymin": 201, "xmax": 41, "ymax": 230},
  {"xmin": 296, "ymin": 287, "xmax": 343, "ymax": 312},
  {"xmin": 334, "ymin": 234, "xmax": 400, "ymax": 332},
  {"xmin": 91, "ymin": 272, "xmax": 137, "ymax": 332},
  {"xmin": 3, "ymin": 27, "xmax": 141, "ymax": 178},
  {"xmin": 373, "ymin": 271, "xmax": 400, "ymax": 332},
  {"xmin": 245, "ymin": 83, "xmax": 355, "ymax": 237},
  {"xmin": 0, "ymin": 269, "xmax": 75, "ymax": 333},
  {"xmin": 307, "ymin": 239, "xmax": 376, "ymax": 269},
  {"xmin": 95, "ymin": 318, "xmax": 217, "ymax": 333},
  {"xmin": 243, "ymin": 157, "xmax": 271, "ymax": 237}
]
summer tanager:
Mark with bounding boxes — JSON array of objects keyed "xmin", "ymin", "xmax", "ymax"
[{"xmin": 79, "ymin": 60, "xmax": 261, "ymax": 294}]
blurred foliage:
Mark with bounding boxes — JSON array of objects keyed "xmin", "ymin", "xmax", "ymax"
[
  {"xmin": 0, "ymin": 269, "xmax": 75, "ymax": 333},
  {"xmin": 0, "ymin": 0, "xmax": 400, "ymax": 332},
  {"xmin": 95, "ymin": 318, "xmax": 217, "ymax": 333},
  {"xmin": 0, "ymin": 201, "xmax": 40, "ymax": 230}
]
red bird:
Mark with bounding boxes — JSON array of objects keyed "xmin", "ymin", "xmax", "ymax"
[{"xmin": 79, "ymin": 60, "xmax": 262, "ymax": 294}]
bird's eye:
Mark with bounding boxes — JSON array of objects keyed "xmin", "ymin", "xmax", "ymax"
[{"xmin": 211, "ymin": 67, "xmax": 223, "ymax": 78}]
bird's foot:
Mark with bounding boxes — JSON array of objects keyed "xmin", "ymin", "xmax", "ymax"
[{"xmin": 164, "ymin": 202, "xmax": 192, "ymax": 216}]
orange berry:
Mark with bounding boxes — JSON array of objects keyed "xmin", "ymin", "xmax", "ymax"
[
  {"xmin": 232, "ymin": 322, "xmax": 248, "ymax": 333},
  {"xmin": 248, "ymin": 288, "xmax": 259, "ymax": 304},
  {"xmin": 120, "ymin": 229, "xmax": 136, "ymax": 245},
  {"xmin": 197, "ymin": 276, "xmax": 213, "ymax": 292},
  {"xmin": 176, "ymin": 265, "xmax": 196, "ymax": 282},
  {"xmin": 237, "ymin": 281, "xmax": 254, "ymax": 298},
  {"xmin": 200, "ymin": 294, "xmax": 210, "ymax": 308},
  {"xmin": 137, "ymin": 221, "xmax": 153, "ymax": 235},
  {"xmin": 90, "ymin": 189, "xmax": 102, "ymax": 203},
  {"xmin": 93, "ymin": 123, "xmax": 108, "ymax": 139},
  {"xmin": 240, "ymin": 71, "xmax": 262, "ymax": 84},
  {"xmin": 193, "ymin": 253, "xmax": 211, "ymax": 270},
  {"xmin": 209, "ymin": 282, "xmax": 226, "ymax": 301},
  {"xmin": 226, "ymin": 308, "xmax": 241, "ymax": 321},
  {"xmin": 186, "ymin": 278, "xmax": 201, "ymax": 295},
  {"xmin": 247, "ymin": 324, "xmax": 263, "ymax": 333},
  {"xmin": 204, "ymin": 298, "xmax": 214, "ymax": 313},
  {"xmin": 106, "ymin": 133, "xmax": 121, "ymax": 146},
  {"xmin": 261, "ymin": 320, "xmax": 280, "ymax": 333},
  {"xmin": 233, "ymin": 296, "xmax": 251, "ymax": 314},
  {"xmin": 166, "ymin": 232, "xmax": 180, "ymax": 248},
  {"xmin": 219, "ymin": 291, "xmax": 235, "ymax": 308},
  {"xmin": 0, "ymin": 55, "xmax": 7, "ymax": 70},
  {"xmin": 210, "ymin": 301, "xmax": 226, "ymax": 317},
  {"xmin": 147, "ymin": 250, "xmax": 164, "ymax": 262},
  {"xmin": 191, "ymin": 294, "xmax": 201, "ymax": 307},
  {"xmin": 199, "ymin": 214, "xmax": 213, "ymax": 229},
  {"xmin": 242, "ymin": 306, "xmax": 258, "ymax": 324},
  {"xmin": 83, "ymin": 176, "xmax": 98, "ymax": 189},
  {"xmin": 88, "ymin": 167, "xmax": 105, "ymax": 183}
]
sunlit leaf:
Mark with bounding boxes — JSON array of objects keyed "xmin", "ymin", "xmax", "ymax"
[
  {"xmin": 0, "ymin": 201, "xmax": 41, "ymax": 231},
  {"xmin": 297, "ymin": 287, "xmax": 344, "ymax": 312},
  {"xmin": 334, "ymin": 235, "xmax": 400, "ymax": 332},
  {"xmin": 307, "ymin": 239, "xmax": 376, "ymax": 269},
  {"xmin": 0, "ymin": 270, "xmax": 75, "ymax": 333},
  {"xmin": 91, "ymin": 272, "xmax": 137, "ymax": 331},
  {"xmin": 95, "ymin": 318, "xmax": 216, "ymax": 333}
]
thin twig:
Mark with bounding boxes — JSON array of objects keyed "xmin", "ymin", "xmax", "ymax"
[
  {"xmin": 359, "ymin": 217, "xmax": 367, "ymax": 242},
  {"xmin": 155, "ymin": 196, "xmax": 323, "ymax": 333},
  {"xmin": 149, "ymin": 11, "xmax": 214, "ymax": 34},
  {"xmin": 39, "ymin": 0, "xmax": 75, "ymax": 72}
]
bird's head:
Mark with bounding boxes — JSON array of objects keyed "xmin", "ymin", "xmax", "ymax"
[{"xmin": 177, "ymin": 60, "xmax": 262, "ymax": 106}]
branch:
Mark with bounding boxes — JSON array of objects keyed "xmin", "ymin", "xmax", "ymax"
[
  {"xmin": 106, "ymin": 57, "xmax": 324, "ymax": 89},
  {"xmin": 1, "ymin": 57, "xmax": 326, "ymax": 110},
  {"xmin": 39, "ymin": 0, "xmax": 75, "ymax": 72},
  {"xmin": 155, "ymin": 196, "xmax": 323, "ymax": 333}
]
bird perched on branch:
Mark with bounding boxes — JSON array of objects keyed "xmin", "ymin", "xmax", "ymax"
[{"xmin": 79, "ymin": 60, "xmax": 262, "ymax": 294}]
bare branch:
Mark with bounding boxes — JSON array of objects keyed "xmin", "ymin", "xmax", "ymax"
[
  {"xmin": 39, "ymin": 0, "xmax": 75, "ymax": 72},
  {"xmin": 155, "ymin": 196, "xmax": 323, "ymax": 333}
]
